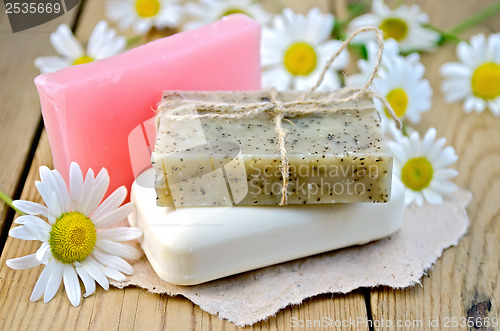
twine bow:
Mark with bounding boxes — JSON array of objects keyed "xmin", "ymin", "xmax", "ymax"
[{"xmin": 157, "ymin": 27, "xmax": 400, "ymax": 206}]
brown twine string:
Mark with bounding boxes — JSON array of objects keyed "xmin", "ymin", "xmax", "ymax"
[{"xmin": 157, "ymin": 27, "xmax": 401, "ymax": 206}]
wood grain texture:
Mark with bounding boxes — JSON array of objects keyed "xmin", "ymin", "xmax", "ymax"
[
  {"xmin": 0, "ymin": 6, "xmax": 79, "ymax": 233},
  {"xmin": 369, "ymin": 0, "xmax": 500, "ymax": 329}
]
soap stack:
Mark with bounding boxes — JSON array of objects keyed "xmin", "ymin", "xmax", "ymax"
[
  {"xmin": 34, "ymin": 13, "xmax": 404, "ymax": 286},
  {"xmin": 129, "ymin": 89, "xmax": 405, "ymax": 285}
]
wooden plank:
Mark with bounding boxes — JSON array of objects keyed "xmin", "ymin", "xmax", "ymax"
[
  {"xmin": 0, "ymin": 4, "xmax": 79, "ymax": 233},
  {"xmin": 370, "ymin": 0, "xmax": 500, "ymax": 329}
]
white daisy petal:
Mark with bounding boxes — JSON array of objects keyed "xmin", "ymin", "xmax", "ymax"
[
  {"xmin": 404, "ymin": 190, "xmax": 415, "ymax": 205},
  {"xmin": 439, "ymin": 62, "xmax": 470, "ymax": 78},
  {"xmin": 93, "ymin": 203, "xmax": 134, "ymax": 228},
  {"xmin": 43, "ymin": 261, "xmax": 64, "ymax": 303},
  {"xmin": 39, "ymin": 166, "xmax": 70, "ymax": 214},
  {"xmin": 262, "ymin": 66, "xmax": 292, "ymax": 90},
  {"xmin": 423, "ymin": 189, "xmax": 443, "ymax": 205},
  {"xmin": 34, "ymin": 56, "xmax": 70, "ymax": 74},
  {"xmin": 36, "ymin": 242, "xmax": 51, "ymax": 262},
  {"xmin": 92, "ymin": 250, "xmax": 134, "ymax": 275},
  {"xmin": 85, "ymin": 168, "xmax": 110, "ymax": 216},
  {"xmin": 23, "ymin": 218, "xmax": 51, "ymax": 241},
  {"xmin": 488, "ymin": 98, "xmax": 500, "ymax": 117},
  {"xmin": 87, "ymin": 20, "xmax": 126, "ymax": 60},
  {"xmin": 12, "ymin": 200, "xmax": 48, "ymax": 217},
  {"xmin": 87, "ymin": 20, "xmax": 108, "ymax": 58},
  {"xmin": 50, "ymin": 24, "xmax": 84, "ymax": 60},
  {"xmin": 97, "ymin": 227, "xmax": 143, "ymax": 241},
  {"xmin": 70, "ymin": 162, "xmax": 84, "ymax": 210},
  {"xmin": 133, "ymin": 20, "xmax": 154, "ymax": 35},
  {"xmin": 30, "ymin": 259, "xmax": 55, "ymax": 302},
  {"xmin": 95, "ymin": 239, "xmax": 141, "ymax": 260},
  {"xmin": 317, "ymin": 40, "xmax": 349, "ymax": 71},
  {"xmin": 50, "ymin": 170, "xmax": 71, "ymax": 213},
  {"xmin": 94, "ymin": 36, "xmax": 126, "ymax": 59},
  {"xmin": 434, "ymin": 168, "xmax": 458, "ymax": 179},
  {"xmin": 78, "ymin": 168, "xmax": 95, "ymax": 216},
  {"xmin": 430, "ymin": 180, "xmax": 458, "ymax": 195},
  {"xmin": 434, "ymin": 146, "xmax": 458, "ymax": 168},
  {"xmin": 6, "ymin": 254, "xmax": 41, "ymax": 270},
  {"xmin": 81, "ymin": 257, "xmax": 109, "ymax": 290},
  {"xmin": 9, "ymin": 226, "xmax": 37, "ymax": 241},
  {"xmin": 35, "ymin": 181, "xmax": 60, "ymax": 223},
  {"xmin": 63, "ymin": 265, "xmax": 81, "ymax": 307},
  {"xmin": 91, "ymin": 186, "xmax": 127, "ymax": 221},
  {"xmin": 75, "ymin": 265, "xmax": 96, "ymax": 298},
  {"xmin": 102, "ymin": 267, "xmax": 126, "ymax": 282},
  {"xmin": 414, "ymin": 192, "xmax": 424, "ymax": 207},
  {"xmin": 13, "ymin": 214, "xmax": 43, "ymax": 225}
]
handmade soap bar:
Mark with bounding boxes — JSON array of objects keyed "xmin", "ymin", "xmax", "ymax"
[
  {"xmin": 152, "ymin": 90, "xmax": 393, "ymax": 207},
  {"xmin": 34, "ymin": 14, "xmax": 261, "ymax": 198},
  {"xmin": 129, "ymin": 168, "xmax": 405, "ymax": 285}
]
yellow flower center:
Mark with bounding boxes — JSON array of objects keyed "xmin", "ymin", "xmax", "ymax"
[
  {"xmin": 379, "ymin": 18, "xmax": 408, "ymax": 41},
  {"xmin": 135, "ymin": 0, "xmax": 160, "ymax": 18},
  {"xmin": 401, "ymin": 157, "xmax": 433, "ymax": 191},
  {"xmin": 49, "ymin": 212, "xmax": 96, "ymax": 264},
  {"xmin": 72, "ymin": 55, "xmax": 94, "ymax": 66},
  {"xmin": 284, "ymin": 42, "xmax": 317, "ymax": 76},
  {"xmin": 220, "ymin": 8, "xmax": 248, "ymax": 18},
  {"xmin": 471, "ymin": 62, "xmax": 500, "ymax": 100},
  {"xmin": 385, "ymin": 88, "xmax": 408, "ymax": 118}
]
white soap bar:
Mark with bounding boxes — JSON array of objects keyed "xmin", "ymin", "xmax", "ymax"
[{"xmin": 129, "ymin": 168, "xmax": 405, "ymax": 285}]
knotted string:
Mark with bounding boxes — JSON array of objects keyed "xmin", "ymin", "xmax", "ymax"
[{"xmin": 157, "ymin": 27, "xmax": 400, "ymax": 206}]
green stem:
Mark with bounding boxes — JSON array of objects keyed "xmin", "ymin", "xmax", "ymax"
[
  {"xmin": 423, "ymin": 23, "xmax": 462, "ymax": 45},
  {"xmin": 0, "ymin": 190, "xmax": 24, "ymax": 215},
  {"xmin": 126, "ymin": 35, "xmax": 142, "ymax": 48},
  {"xmin": 401, "ymin": 121, "xmax": 409, "ymax": 137},
  {"xmin": 448, "ymin": 2, "xmax": 500, "ymax": 36}
]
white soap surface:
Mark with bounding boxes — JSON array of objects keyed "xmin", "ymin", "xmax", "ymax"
[{"xmin": 129, "ymin": 168, "xmax": 405, "ymax": 285}]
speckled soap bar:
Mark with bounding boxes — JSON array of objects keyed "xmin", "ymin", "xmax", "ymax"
[{"xmin": 152, "ymin": 90, "xmax": 393, "ymax": 207}]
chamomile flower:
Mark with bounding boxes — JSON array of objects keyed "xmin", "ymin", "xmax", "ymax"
[
  {"xmin": 389, "ymin": 128, "xmax": 458, "ymax": 206},
  {"xmin": 440, "ymin": 33, "xmax": 500, "ymax": 116},
  {"xmin": 261, "ymin": 7, "xmax": 349, "ymax": 91},
  {"xmin": 346, "ymin": 39, "xmax": 420, "ymax": 88},
  {"xmin": 6, "ymin": 163, "xmax": 142, "ymax": 307},
  {"xmin": 183, "ymin": 0, "xmax": 271, "ymax": 31},
  {"xmin": 35, "ymin": 21, "xmax": 126, "ymax": 74},
  {"xmin": 348, "ymin": 0, "xmax": 440, "ymax": 53},
  {"xmin": 371, "ymin": 56, "xmax": 432, "ymax": 131},
  {"xmin": 106, "ymin": 0, "xmax": 183, "ymax": 34}
]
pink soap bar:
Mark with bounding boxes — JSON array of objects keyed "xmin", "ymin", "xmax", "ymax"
[{"xmin": 35, "ymin": 14, "xmax": 261, "ymax": 199}]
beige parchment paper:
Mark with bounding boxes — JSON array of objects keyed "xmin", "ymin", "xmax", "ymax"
[{"xmin": 111, "ymin": 188, "xmax": 472, "ymax": 327}]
